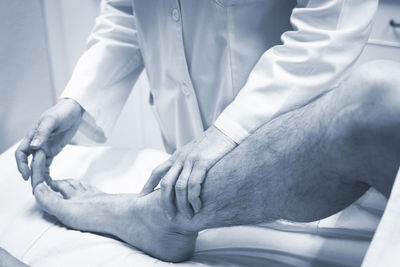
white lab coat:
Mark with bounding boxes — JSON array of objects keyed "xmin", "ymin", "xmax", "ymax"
[{"xmin": 61, "ymin": 0, "xmax": 378, "ymax": 153}]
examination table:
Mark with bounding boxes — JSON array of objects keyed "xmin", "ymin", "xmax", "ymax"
[{"xmin": 0, "ymin": 143, "xmax": 391, "ymax": 266}]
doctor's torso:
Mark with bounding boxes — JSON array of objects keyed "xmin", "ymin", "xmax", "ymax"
[{"xmin": 132, "ymin": 0, "xmax": 295, "ymax": 151}]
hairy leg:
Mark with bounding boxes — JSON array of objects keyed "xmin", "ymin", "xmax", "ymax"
[
  {"xmin": 192, "ymin": 60, "xmax": 400, "ymax": 228},
  {"xmin": 34, "ymin": 61, "xmax": 400, "ymax": 262}
]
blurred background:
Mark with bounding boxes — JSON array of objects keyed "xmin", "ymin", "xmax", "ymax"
[{"xmin": 0, "ymin": 0, "xmax": 399, "ymax": 154}]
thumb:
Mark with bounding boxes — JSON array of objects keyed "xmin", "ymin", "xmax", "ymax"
[
  {"xmin": 140, "ymin": 159, "xmax": 172, "ymax": 196},
  {"xmin": 31, "ymin": 149, "xmax": 47, "ymax": 192},
  {"xmin": 30, "ymin": 115, "xmax": 58, "ymax": 149}
]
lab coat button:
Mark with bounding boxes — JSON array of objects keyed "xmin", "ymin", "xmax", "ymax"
[
  {"xmin": 172, "ymin": 9, "xmax": 180, "ymax": 22},
  {"xmin": 181, "ymin": 83, "xmax": 190, "ymax": 96}
]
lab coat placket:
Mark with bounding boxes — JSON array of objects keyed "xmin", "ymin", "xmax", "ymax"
[{"xmin": 167, "ymin": 0, "xmax": 205, "ymax": 148}]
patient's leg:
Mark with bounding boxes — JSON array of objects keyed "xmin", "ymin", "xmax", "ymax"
[
  {"xmin": 196, "ymin": 60, "xmax": 400, "ymax": 227},
  {"xmin": 34, "ymin": 60, "xmax": 400, "ymax": 262}
]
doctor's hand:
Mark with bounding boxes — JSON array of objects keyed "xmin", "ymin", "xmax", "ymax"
[
  {"xmin": 15, "ymin": 98, "xmax": 84, "ymax": 190},
  {"xmin": 141, "ymin": 125, "xmax": 237, "ymax": 220}
]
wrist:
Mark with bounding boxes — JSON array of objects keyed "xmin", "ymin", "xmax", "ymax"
[
  {"xmin": 208, "ymin": 125, "xmax": 237, "ymax": 148},
  {"xmin": 59, "ymin": 98, "xmax": 84, "ymax": 117}
]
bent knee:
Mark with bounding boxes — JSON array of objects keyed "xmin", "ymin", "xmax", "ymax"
[
  {"xmin": 345, "ymin": 60, "xmax": 400, "ymax": 130},
  {"xmin": 360, "ymin": 59, "xmax": 399, "ymax": 77},
  {"xmin": 346, "ymin": 61, "xmax": 400, "ymax": 113}
]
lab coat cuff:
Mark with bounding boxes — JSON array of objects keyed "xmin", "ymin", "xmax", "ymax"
[
  {"xmin": 59, "ymin": 93, "xmax": 108, "ymax": 144},
  {"xmin": 214, "ymin": 113, "xmax": 250, "ymax": 144}
]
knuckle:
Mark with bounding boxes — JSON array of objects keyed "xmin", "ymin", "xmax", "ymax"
[
  {"xmin": 194, "ymin": 157, "xmax": 208, "ymax": 167},
  {"xmin": 174, "ymin": 182, "xmax": 187, "ymax": 191},
  {"xmin": 174, "ymin": 160, "xmax": 184, "ymax": 168},
  {"xmin": 187, "ymin": 155, "xmax": 196, "ymax": 163},
  {"xmin": 196, "ymin": 162, "xmax": 208, "ymax": 172},
  {"xmin": 150, "ymin": 169, "xmax": 160, "ymax": 178},
  {"xmin": 193, "ymin": 160, "xmax": 205, "ymax": 168},
  {"xmin": 32, "ymin": 127, "xmax": 40, "ymax": 137},
  {"xmin": 26, "ymin": 128, "xmax": 37, "ymax": 139},
  {"xmin": 160, "ymin": 179, "xmax": 170, "ymax": 189}
]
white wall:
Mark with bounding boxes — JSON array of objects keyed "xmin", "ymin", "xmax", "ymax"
[{"xmin": 0, "ymin": 0, "xmax": 54, "ymax": 153}]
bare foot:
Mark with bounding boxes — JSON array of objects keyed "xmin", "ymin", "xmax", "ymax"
[{"xmin": 33, "ymin": 180, "xmax": 198, "ymax": 262}]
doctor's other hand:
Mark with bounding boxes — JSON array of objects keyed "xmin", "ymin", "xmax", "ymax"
[
  {"xmin": 141, "ymin": 125, "xmax": 237, "ymax": 220},
  {"xmin": 15, "ymin": 98, "xmax": 84, "ymax": 190}
]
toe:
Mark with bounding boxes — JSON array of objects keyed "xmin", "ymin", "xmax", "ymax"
[
  {"xmin": 34, "ymin": 182, "xmax": 64, "ymax": 216},
  {"xmin": 65, "ymin": 179, "xmax": 87, "ymax": 192},
  {"xmin": 48, "ymin": 180, "xmax": 76, "ymax": 198}
]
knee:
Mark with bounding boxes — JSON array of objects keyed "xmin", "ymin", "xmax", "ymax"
[
  {"xmin": 358, "ymin": 59, "xmax": 399, "ymax": 81},
  {"xmin": 350, "ymin": 60, "xmax": 400, "ymax": 115}
]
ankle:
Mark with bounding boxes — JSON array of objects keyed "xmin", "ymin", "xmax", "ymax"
[{"xmin": 145, "ymin": 191, "xmax": 203, "ymax": 234}]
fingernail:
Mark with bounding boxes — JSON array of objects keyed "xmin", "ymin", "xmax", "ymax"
[{"xmin": 30, "ymin": 138, "xmax": 41, "ymax": 147}]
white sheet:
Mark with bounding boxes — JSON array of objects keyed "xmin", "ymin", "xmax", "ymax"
[
  {"xmin": 0, "ymin": 143, "xmax": 387, "ymax": 266},
  {"xmin": 362, "ymin": 167, "xmax": 400, "ymax": 267}
]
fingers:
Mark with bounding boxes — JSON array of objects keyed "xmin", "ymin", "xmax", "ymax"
[
  {"xmin": 15, "ymin": 134, "xmax": 34, "ymax": 180},
  {"xmin": 48, "ymin": 179, "xmax": 79, "ymax": 199},
  {"xmin": 187, "ymin": 165, "xmax": 207, "ymax": 213},
  {"xmin": 30, "ymin": 150, "xmax": 47, "ymax": 191},
  {"xmin": 34, "ymin": 182, "xmax": 64, "ymax": 216},
  {"xmin": 46, "ymin": 157, "xmax": 53, "ymax": 167},
  {"xmin": 30, "ymin": 115, "xmax": 57, "ymax": 149},
  {"xmin": 15, "ymin": 114, "xmax": 58, "ymax": 181},
  {"xmin": 160, "ymin": 162, "xmax": 183, "ymax": 220},
  {"xmin": 175, "ymin": 162, "xmax": 194, "ymax": 219},
  {"xmin": 140, "ymin": 159, "xmax": 173, "ymax": 195}
]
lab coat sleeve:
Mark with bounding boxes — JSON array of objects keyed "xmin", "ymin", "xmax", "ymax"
[
  {"xmin": 60, "ymin": 0, "xmax": 144, "ymax": 142},
  {"xmin": 214, "ymin": 0, "xmax": 378, "ymax": 144}
]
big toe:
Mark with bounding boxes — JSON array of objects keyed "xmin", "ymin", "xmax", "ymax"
[{"xmin": 34, "ymin": 182, "xmax": 64, "ymax": 216}]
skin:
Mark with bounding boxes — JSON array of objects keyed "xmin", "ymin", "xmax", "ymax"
[
  {"xmin": 33, "ymin": 61, "xmax": 400, "ymax": 262},
  {"xmin": 15, "ymin": 94, "xmax": 236, "ymax": 221},
  {"xmin": 140, "ymin": 125, "xmax": 237, "ymax": 219},
  {"xmin": 15, "ymin": 98, "xmax": 84, "ymax": 190},
  {"xmin": 0, "ymin": 248, "xmax": 29, "ymax": 267}
]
